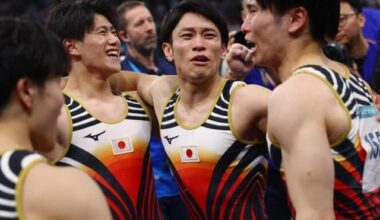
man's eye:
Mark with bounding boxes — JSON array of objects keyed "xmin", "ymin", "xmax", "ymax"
[{"xmin": 181, "ymin": 34, "xmax": 192, "ymax": 38}]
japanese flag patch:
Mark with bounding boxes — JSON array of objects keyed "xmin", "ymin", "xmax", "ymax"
[
  {"xmin": 180, "ymin": 145, "xmax": 200, "ymax": 163},
  {"xmin": 111, "ymin": 137, "xmax": 134, "ymax": 155}
]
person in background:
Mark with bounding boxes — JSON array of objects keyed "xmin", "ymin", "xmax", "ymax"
[
  {"xmin": 335, "ymin": 0, "xmax": 380, "ymax": 93},
  {"xmin": 117, "ymin": 1, "xmax": 175, "ymax": 76},
  {"xmin": 0, "ymin": 16, "xmax": 112, "ymax": 220},
  {"xmin": 362, "ymin": 4, "xmax": 380, "ymax": 92},
  {"xmin": 117, "ymin": 1, "xmax": 188, "ymax": 219}
]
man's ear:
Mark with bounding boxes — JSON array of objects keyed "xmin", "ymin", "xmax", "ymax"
[
  {"xmin": 220, "ymin": 44, "xmax": 228, "ymax": 60},
  {"xmin": 288, "ymin": 7, "xmax": 308, "ymax": 35},
  {"xmin": 162, "ymin": 42, "xmax": 174, "ymax": 62},
  {"xmin": 358, "ymin": 13, "xmax": 366, "ymax": 28},
  {"xmin": 16, "ymin": 78, "xmax": 37, "ymax": 111},
  {"xmin": 118, "ymin": 30, "xmax": 130, "ymax": 43},
  {"xmin": 63, "ymin": 39, "xmax": 80, "ymax": 56}
]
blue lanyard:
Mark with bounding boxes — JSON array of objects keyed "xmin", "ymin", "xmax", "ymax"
[{"xmin": 128, "ymin": 60, "xmax": 141, "ymax": 73}]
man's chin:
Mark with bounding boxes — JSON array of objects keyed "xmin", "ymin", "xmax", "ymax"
[{"xmin": 141, "ymin": 44, "xmax": 156, "ymax": 53}]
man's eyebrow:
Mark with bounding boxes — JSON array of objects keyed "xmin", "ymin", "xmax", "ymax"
[
  {"xmin": 94, "ymin": 25, "xmax": 115, "ymax": 31},
  {"xmin": 179, "ymin": 27, "xmax": 217, "ymax": 32}
]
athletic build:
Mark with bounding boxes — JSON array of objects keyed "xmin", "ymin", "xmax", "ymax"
[{"xmin": 46, "ymin": 1, "xmax": 162, "ymax": 219}]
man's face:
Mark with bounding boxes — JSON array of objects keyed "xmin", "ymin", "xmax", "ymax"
[
  {"xmin": 241, "ymin": 0, "xmax": 288, "ymax": 69},
  {"xmin": 335, "ymin": 2, "xmax": 365, "ymax": 46},
  {"xmin": 123, "ymin": 5, "xmax": 157, "ymax": 55},
  {"xmin": 162, "ymin": 13, "xmax": 226, "ymax": 83},
  {"xmin": 76, "ymin": 14, "xmax": 121, "ymax": 76}
]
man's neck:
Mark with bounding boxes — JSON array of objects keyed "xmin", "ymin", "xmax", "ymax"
[
  {"xmin": 277, "ymin": 40, "xmax": 326, "ymax": 83},
  {"xmin": 0, "ymin": 119, "xmax": 33, "ymax": 152},
  {"xmin": 178, "ymin": 75, "xmax": 223, "ymax": 108},
  {"xmin": 64, "ymin": 63, "xmax": 116, "ymax": 100},
  {"xmin": 127, "ymin": 47, "xmax": 157, "ymax": 71},
  {"xmin": 174, "ymin": 75, "xmax": 224, "ymax": 127}
]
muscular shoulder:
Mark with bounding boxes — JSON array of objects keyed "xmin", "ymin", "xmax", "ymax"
[
  {"xmin": 269, "ymin": 73, "xmax": 337, "ymax": 115},
  {"xmin": 150, "ymin": 75, "xmax": 179, "ymax": 117},
  {"xmin": 124, "ymin": 90, "xmax": 155, "ymax": 121},
  {"xmin": 233, "ymin": 84, "xmax": 270, "ymax": 110},
  {"xmin": 267, "ymin": 74, "xmax": 340, "ymax": 143},
  {"xmin": 230, "ymin": 84, "xmax": 271, "ymax": 138},
  {"xmin": 151, "ymin": 75, "xmax": 178, "ymax": 98},
  {"xmin": 23, "ymin": 164, "xmax": 111, "ymax": 220}
]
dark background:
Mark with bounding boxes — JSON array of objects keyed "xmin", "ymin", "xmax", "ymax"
[
  {"xmin": 0, "ymin": 0, "xmax": 243, "ymax": 31},
  {"xmin": 0, "ymin": 0, "xmax": 378, "ymax": 32}
]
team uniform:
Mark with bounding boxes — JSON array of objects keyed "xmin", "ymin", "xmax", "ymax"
[
  {"xmin": 0, "ymin": 150, "xmax": 45, "ymax": 220},
  {"xmin": 121, "ymin": 51, "xmax": 188, "ymax": 220},
  {"xmin": 160, "ymin": 79, "xmax": 268, "ymax": 220},
  {"xmin": 57, "ymin": 92, "xmax": 163, "ymax": 220},
  {"xmin": 269, "ymin": 65, "xmax": 380, "ymax": 219}
]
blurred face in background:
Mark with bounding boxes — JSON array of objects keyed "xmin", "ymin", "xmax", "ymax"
[
  {"xmin": 121, "ymin": 5, "xmax": 157, "ymax": 55},
  {"xmin": 335, "ymin": 2, "xmax": 365, "ymax": 47}
]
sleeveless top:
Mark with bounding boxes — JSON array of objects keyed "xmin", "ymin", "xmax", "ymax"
[
  {"xmin": 160, "ymin": 80, "xmax": 268, "ymax": 220},
  {"xmin": 0, "ymin": 150, "xmax": 45, "ymax": 220},
  {"xmin": 268, "ymin": 65, "xmax": 380, "ymax": 219},
  {"xmin": 57, "ymin": 93, "xmax": 163, "ymax": 220}
]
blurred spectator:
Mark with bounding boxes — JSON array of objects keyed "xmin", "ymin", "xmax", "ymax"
[
  {"xmin": 334, "ymin": 0, "xmax": 380, "ymax": 93},
  {"xmin": 0, "ymin": 0, "xmax": 244, "ymax": 30}
]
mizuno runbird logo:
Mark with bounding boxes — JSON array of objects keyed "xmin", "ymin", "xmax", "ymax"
[
  {"xmin": 164, "ymin": 135, "xmax": 179, "ymax": 144},
  {"xmin": 84, "ymin": 131, "xmax": 106, "ymax": 141}
]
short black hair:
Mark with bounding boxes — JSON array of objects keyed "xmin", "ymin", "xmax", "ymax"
[
  {"xmin": 341, "ymin": 0, "xmax": 363, "ymax": 13},
  {"xmin": 0, "ymin": 16, "xmax": 70, "ymax": 113},
  {"xmin": 160, "ymin": 0, "xmax": 229, "ymax": 45},
  {"xmin": 46, "ymin": 0, "xmax": 118, "ymax": 41},
  {"xmin": 256, "ymin": 0, "xmax": 340, "ymax": 43}
]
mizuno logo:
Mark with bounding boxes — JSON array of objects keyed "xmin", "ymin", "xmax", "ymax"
[
  {"xmin": 84, "ymin": 131, "xmax": 106, "ymax": 141},
  {"xmin": 164, "ymin": 135, "xmax": 179, "ymax": 144}
]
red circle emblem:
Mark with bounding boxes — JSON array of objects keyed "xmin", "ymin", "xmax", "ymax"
[
  {"xmin": 186, "ymin": 149, "xmax": 193, "ymax": 158},
  {"xmin": 118, "ymin": 141, "xmax": 126, "ymax": 149}
]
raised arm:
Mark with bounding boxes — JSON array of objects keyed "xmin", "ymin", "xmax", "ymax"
[
  {"xmin": 224, "ymin": 43, "xmax": 255, "ymax": 80},
  {"xmin": 109, "ymin": 71, "xmax": 178, "ymax": 118},
  {"xmin": 109, "ymin": 71, "xmax": 158, "ymax": 106},
  {"xmin": 230, "ymin": 84, "xmax": 270, "ymax": 140},
  {"xmin": 268, "ymin": 75, "xmax": 336, "ymax": 220}
]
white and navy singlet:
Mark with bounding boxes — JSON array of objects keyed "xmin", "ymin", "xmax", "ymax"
[{"xmin": 160, "ymin": 80, "xmax": 269, "ymax": 220}]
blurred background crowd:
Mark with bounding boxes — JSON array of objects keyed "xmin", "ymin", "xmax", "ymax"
[
  {"xmin": 0, "ymin": 0, "xmax": 242, "ymax": 31},
  {"xmin": 1, "ymin": 0, "xmax": 379, "ymax": 32}
]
